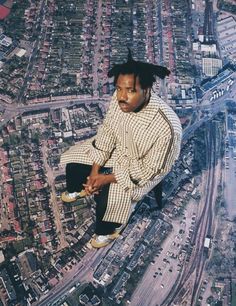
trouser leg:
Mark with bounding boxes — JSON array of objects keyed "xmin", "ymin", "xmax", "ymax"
[
  {"xmin": 94, "ymin": 183, "xmax": 122, "ymax": 235},
  {"xmin": 65, "ymin": 163, "xmax": 92, "ymax": 193},
  {"xmin": 65, "ymin": 163, "xmax": 122, "ymax": 234}
]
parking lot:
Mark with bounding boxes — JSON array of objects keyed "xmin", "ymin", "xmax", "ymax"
[{"xmin": 130, "ymin": 199, "xmax": 198, "ymax": 306}]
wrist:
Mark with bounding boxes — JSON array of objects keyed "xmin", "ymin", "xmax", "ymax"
[
  {"xmin": 91, "ymin": 163, "xmax": 101, "ymax": 175},
  {"xmin": 105, "ymin": 173, "xmax": 117, "ymax": 184}
]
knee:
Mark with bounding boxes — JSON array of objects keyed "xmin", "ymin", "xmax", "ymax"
[{"xmin": 66, "ymin": 163, "xmax": 77, "ymax": 171}]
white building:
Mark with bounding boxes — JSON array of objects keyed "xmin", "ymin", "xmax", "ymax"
[
  {"xmin": 201, "ymin": 43, "xmax": 217, "ymax": 54},
  {"xmin": 0, "ymin": 34, "xmax": 12, "ymax": 47},
  {"xmin": 202, "ymin": 57, "xmax": 222, "ymax": 77}
]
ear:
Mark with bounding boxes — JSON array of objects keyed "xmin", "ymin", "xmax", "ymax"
[{"xmin": 144, "ymin": 88, "xmax": 151, "ymax": 98}]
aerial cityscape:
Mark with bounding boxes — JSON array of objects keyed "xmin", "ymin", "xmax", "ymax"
[{"xmin": 0, "ymin": 0, "xmax": 236, "ymax": 305}]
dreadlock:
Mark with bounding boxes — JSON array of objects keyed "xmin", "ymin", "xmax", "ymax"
[{"xmin": 108, "ymin": 48, "xmax": 170, "ymax": 89}]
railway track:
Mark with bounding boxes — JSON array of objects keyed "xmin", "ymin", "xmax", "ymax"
[{"xmin": 163, "ymin": 121, "xmax": 218, "ymax": 306}]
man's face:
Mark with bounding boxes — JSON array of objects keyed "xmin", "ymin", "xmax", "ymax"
[{"xmin": 116, "ymin": 74, "xmax": 149, "ymax": 113}]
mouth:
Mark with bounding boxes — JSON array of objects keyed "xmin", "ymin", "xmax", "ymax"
[{"xmin": 119, "ymin": 102, "xmax": 129, "ymax": 108}]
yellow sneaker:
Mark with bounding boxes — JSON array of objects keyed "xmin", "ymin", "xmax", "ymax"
[
  {"xmin": 61, "ymin": 190, "xmax": 87, "ymax": 203},
  {"xmin": 90, "ymin": 232, "xmax": 120, "ymax": 249}
]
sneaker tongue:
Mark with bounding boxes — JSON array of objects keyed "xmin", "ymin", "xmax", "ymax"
[
  {"xmin": 68, "ymin": 192, "xmax": 78, "ymax": 199},
  {"xmin": 96, "ymin": 235, "xmax": 109, "ymax": 243}
]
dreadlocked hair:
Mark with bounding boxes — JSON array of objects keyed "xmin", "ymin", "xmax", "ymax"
[{"xmin": 108, "ymin": 48, "xmax": 170, "ymax": 89}]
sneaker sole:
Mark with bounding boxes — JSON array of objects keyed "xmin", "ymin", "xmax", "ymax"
[{"xmin": 90, "ymin": 233, "xmax": 120, "ymax": 249}]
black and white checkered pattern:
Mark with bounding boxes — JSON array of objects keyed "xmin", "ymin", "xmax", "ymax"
[{"xmin": 60, "ymin": 91, "xmax": 182, "ymax": 224}]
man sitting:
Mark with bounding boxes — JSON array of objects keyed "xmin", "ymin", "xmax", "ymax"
[{"xmin": 60, "ymin": 50, "xmax": 182, "ymax": 248}]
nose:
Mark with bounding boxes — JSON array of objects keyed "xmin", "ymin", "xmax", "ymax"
[{"xmin": 117, "ymin": 89, "xmax": 128, "ymax": 101}]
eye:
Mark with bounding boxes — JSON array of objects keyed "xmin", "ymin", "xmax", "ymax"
[{"xmin": 128, "ymin": 89, "xmax": 135, "ymax": 93}]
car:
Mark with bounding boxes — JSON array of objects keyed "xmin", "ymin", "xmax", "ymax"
[{"xmin": 161, "ymin": 284, "xmax": 164, "ymax": 288}]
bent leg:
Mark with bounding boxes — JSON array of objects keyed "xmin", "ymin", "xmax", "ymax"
[
  {"xmin": 153, "ymin": 181, "xmax": 163, "ymax": 210},
  {"xmin": 65, "ymin": 163, "xmax": 121, "ymax": 234},
  {"xmin": 94, "ymin": 184, "xmax": 122, "ymax": 235},
  {"xmin": 66, "ymin": 163, "xmax": 92, "ymax": 193}
]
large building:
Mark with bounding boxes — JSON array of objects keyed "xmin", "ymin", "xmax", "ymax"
[
  {"xmin": 202, "ymin": 57, "xmax": 222, "ymax": 77},
  {"xmin": 201, "ymin": 43, "xmax": 217, "ymax": 54}
]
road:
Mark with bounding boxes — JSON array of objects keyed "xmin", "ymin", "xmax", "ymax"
[
  {"xmin": 41, "ymin": 141, "xmax": 68, "ymax": 250},
  {"xmin": 0, "ymin": 97, "xmax": 108, "ymax": 129},
  {"xmin": 92, "ymin": 0, "xmax": 103, "ymax": 95},
  {"xmin": 0, "ymin": 74, "xmax": 235, "ymax": 130},
  {"xmin": 0, "ymin": 84, "xmax": 234, "ymax": 145}
]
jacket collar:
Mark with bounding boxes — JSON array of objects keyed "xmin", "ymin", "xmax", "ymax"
[{"xmin": 127, "ymin": 92, "xmax": 161, "ymax": 127}]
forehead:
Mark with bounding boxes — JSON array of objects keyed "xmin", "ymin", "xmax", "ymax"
[{"xmin": 116, "ymin": 74, "xmax": 141, "ymax": 88}]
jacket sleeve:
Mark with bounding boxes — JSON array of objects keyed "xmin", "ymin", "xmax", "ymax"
[
  {"xmin": 88, "ymin": 95, "xmax": 117, "ymax": 166},
  {"xmin": 114, "ymin": 133, "xmax": 181, "ymax": 191}
]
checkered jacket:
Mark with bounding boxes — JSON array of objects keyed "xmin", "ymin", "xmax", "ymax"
[{"xmin": 60, "ymin": 91, "xmax": 182, "ymax": 224}]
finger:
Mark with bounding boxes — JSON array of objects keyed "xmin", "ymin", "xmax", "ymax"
[
  {"xmin": 85, "ymin": 189, "xmax": 92, "ymax": 196},
  {"xmin": 83, "ymin": 183, "xmax": 98, "ymax": 190},
  {"xmin": 83, "ymin": 185, "xmax": 92, "ymax": 195},
  {"xmin": 83, "ymin": 183, "xmax": 91, "ymax": 188},
  {"xmin": 83, "ymin": 184, "xmax": 90, "ymax": 192}
]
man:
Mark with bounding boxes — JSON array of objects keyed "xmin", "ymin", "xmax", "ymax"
[{"xmin": 60, "ymin": 50, "xmax": 182, "ymax": 248}]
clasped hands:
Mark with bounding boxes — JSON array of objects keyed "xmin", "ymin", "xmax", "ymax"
[
  {"xmin": 82, "ymin": 163, "xmax": 117, "ymax": 196},
  {"xmin": 82, "ymin": 173, "xmax": 107, "ymax": 195},
  {"xmin": 82, "ymin": 172, "xmax": 117, "ymax": 196}
]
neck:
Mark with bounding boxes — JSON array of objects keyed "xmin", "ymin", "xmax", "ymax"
[{"xmin": 133, "ymin": 93, "xmax": 151, "ymax": 113}]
